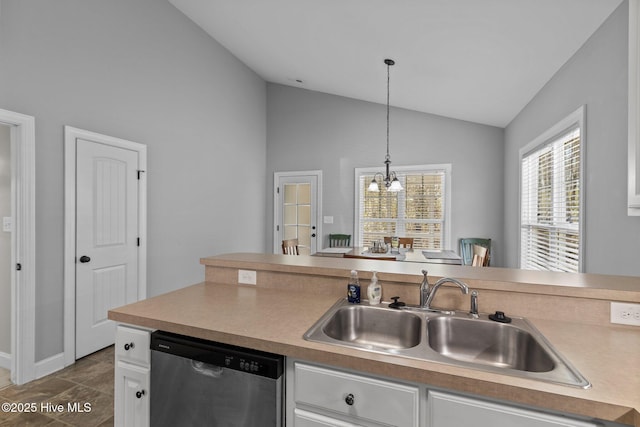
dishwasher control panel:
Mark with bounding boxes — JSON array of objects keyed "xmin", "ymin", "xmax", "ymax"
[{"xmin": 151, "ymin": 330, "xmax": 284, "ymax": 379}]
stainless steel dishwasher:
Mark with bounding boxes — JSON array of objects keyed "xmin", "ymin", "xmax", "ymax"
[{"xmin": 150, "ymin": 330, "xmax": 284, "ymax": 426}]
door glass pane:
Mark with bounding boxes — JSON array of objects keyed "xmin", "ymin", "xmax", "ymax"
[
  {"xmin": 284, "ymin": 225, "xmax": 297, "ymax": 240},
  {"xmin": 298, "ymin": 226, "xmax": 311, "ymax": 246},
  {"xmin": 298, "ymin": 183, "xmax": 310, "ymax": 204},
  {"xmin": 298, "ymin": 205, "xmax": 310, "ymax": 225},
  {"xmin": 284, "ymin": 184, "xmax": 297, "ymax": 204},
  {"xmin": 284, "ymin": 205, "xmax": 297, "ymax": 225}
]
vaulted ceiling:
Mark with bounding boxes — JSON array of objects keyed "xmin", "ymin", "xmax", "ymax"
[{"xmin": 169, "ymin": 0, "xmax": 623, "ymax": 127}]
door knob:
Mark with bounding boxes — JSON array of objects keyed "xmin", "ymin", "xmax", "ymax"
[{"xmin": 79, "ymin": 255, "xmax": 91, "ymax": 263}]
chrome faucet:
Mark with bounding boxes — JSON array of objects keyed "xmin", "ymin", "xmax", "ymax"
[
  {"xmin": 423, "ymin": 277, "xmax": 469, "ymax": 310},
  {"xmin": 419, "ymin": 269, "xmax": 430, "ymax": 307}
]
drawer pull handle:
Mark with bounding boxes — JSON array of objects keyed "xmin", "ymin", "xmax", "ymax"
[
  {"xmin": 345, "ymin": 393, "xmax": 355, "ymax": 406},
  {"xmin": 124, "ymin": 342, "xmax": 135, "ymax": 351},
  {"xmin": 136, "ymin": 390, "xmax": 146, "ymax": 399}
]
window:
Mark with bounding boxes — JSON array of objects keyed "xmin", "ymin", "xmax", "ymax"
[
  {"xmin": 354, "ymin": 165, "xmax": 451, "ymax": 249},
  {"xmin": 520, "ymin": 107, "xmax": 584, "ymax": 273}
]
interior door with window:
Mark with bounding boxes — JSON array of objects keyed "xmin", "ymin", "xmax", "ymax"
[{"xmin": 274, "ymin": 171, "xmax": 321, "ymax": 255}]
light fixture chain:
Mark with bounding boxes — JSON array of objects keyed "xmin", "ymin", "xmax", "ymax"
[{"xmin": 386, "ymin": 60, "xmax": 390, "ymax": 161}]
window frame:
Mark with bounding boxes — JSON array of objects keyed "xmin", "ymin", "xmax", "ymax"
[
  {"xmin": 518, "ymin": 105, "xmax": 586, "ymax": 272},
  {"xmin": 354, "ymin": 164, "xmax": 452, "ymax": 249}
]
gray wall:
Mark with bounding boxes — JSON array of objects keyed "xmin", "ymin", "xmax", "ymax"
[
  {"xmin": 0, "ymin": 124, "xmax": 10, "ymax": 355},
  {"xmin": 504, "ymin": 1, "xmax": 633, "ymax": 275},
  {"xmin": 266, "ymin": 84, "xmax": 505, "ymax": 264},
  {"xmin": 0, "ymin": 0, "xmax": 267, "ymax": 361}
]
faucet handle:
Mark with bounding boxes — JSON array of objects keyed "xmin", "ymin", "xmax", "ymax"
[
  {"xmin": 470, "ymin": 290, "xmax": 479, "ymax": 317},
  {"xmin": 388, "ymin": 296, "xmax": 406, "ymax": 309}
]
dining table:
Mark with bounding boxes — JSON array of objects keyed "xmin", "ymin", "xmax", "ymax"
[{"xmin": 315, "ymin": 247, "xmax": 462, "ymax": 265}]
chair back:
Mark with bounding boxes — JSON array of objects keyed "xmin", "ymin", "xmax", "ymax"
[
  {"xmin": 384, "ymin": 237, "xmax": 414, "ymax": 249},
  {"xmin": 459, "ymin": 238, "xmax": 491, "ymax": 266},
  {"xmin": 282, "ymin": 238, "xmax": 299, "ymax": 255},
  {"xmin": 398, "ymin": 238, "xmax": 414, "ymax": 249},
  {"xmin": 329, "ymin": 234, "xmax": 351, "ymax": 247}
]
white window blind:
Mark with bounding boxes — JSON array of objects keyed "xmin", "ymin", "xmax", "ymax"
[
  {"xmin": 520, "ymin": 125, "xmax": 582, "ymax": 272},
  {"xmin": 355, "ymin": 165, "xmax": 450, "ymax": 249}
]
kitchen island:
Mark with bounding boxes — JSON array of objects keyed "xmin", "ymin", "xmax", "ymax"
[{"xmin": 108, "ymin": 253, "xmax": 640, "ymax": 426}]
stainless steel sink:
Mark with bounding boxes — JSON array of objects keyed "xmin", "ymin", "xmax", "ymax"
[
  {"xmin": 322, "ymin": 305, "xmax": 422, "ymax": 350},
  {"xmin": 304, "ymin": 298, "xmax": 590, "ymax": 388},
  {"xmin": 426, "ymin": 316, "xmax": 554, "ymax": 372}
]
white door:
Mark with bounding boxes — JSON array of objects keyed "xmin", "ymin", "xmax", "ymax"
[
  {"xmin": 75, "ymin": 138, "xmax": 140, "ymax": 358},
  {"xmin": 274, "ymin": 171, "xmax": 322, "ymax": 255}
]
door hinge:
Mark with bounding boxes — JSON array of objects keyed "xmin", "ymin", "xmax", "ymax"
[
  {"xmin": 277, "ymin": 186, "xmax": 280, "ymax": 194},
  {"xmin": 276, "ymin": 225, "xmax": 280, "ymax": 231},
  {"xmin": 137, "ymin": 237, "xmax": 140, "ymax": 247},
  {"xmin": 137, "ymin": 170, "xmax": 145, "ymax": 180},
  {"xmin": 16, "ymin": 263, "xmax": 21, "ymax": 271}
]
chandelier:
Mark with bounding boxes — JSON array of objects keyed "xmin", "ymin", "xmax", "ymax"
[{"xmin": 368, "ymin": 58, "xmax": 403, "ymax": 192}]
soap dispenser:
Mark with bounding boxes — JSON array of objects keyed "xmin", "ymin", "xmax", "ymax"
[
  {"xmin": 347, "ymin": 270, "xmax": 361, "ymax": 303},
  {"xmin": 367, "ymin": 271, "xmax": 382, "ymax": 305}
]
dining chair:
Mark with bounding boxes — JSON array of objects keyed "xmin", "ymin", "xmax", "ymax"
[
  {"xmin": 459, "ymin": 238, "xmax": 491, "ymax": 266},
  {"xmin": 329, "ymin": 234, "xmax": 351, "ymax": 248},
  {"xmin": 282, "ymin": 238, "xmax": 299, "ymax": 255},
  {"xmin": 398, "ymin": 238, "xmax": 414, "ymax": 249},
  {"xmin": 384, "ymin": 237, "xmax": 414, "ymax": 249}
]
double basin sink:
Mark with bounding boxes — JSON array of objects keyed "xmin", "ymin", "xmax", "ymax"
[{"xmin": 304, "ymin": 298, "xmax": 590, "ymax": 388}]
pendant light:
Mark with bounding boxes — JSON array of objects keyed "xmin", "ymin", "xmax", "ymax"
[{"xmin": 368, "ymin": 58, "xmax": 403, "ymax": 192}]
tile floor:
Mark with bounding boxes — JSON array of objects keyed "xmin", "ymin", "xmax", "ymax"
[
  {"xmin": 0, "ymin": 369, "xmax": 10, "ymax": 391},
  {"xmin": 0, "ymin": 346, "xmax": 114, "ymax": 426}
]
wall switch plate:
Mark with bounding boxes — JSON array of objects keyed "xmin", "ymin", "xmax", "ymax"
[
  {"xmin": 324, "ymin": 216, "xmax": 334, "ymax": 224},
  {"xmin": 238, "ymin": 269, "xmax": 257, "ymax": 285},
  {"xmin": 610, "ymin": 302, "xmax": 640, "ymax": 326},
  {"xmin": 2, "ymin": 217, "xmax": 11, "ymax": 232}
]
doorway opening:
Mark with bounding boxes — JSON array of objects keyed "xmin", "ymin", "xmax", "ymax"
[{"xmin": 0, "ymin": 109, "xmax": 36, "ymax": 386}]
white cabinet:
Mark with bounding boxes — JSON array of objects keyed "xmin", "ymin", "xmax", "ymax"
[
  {"xmin": 115, "ymin": 361, "xmax": 150, "ymax": 427},
  {"xmin": 426, "ymin": 391, "xmax": 598, "ymax": 427},
  {"xmin": 287, "ymin": 359, "xmax": 606, "ymax": 427},
  {"xmin": 289, "ymin": 360, "xmax": 420, "ymax": 427},
  {"xmin": 115, "ymin": 325, "xmax": 151, "ymax": 427}
]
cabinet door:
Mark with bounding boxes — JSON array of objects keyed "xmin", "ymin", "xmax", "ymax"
[
  {"xmin": 427, "ymin": 391, "xmax": 597, "ymax": 427},
  {"xmin": 294, "ymin": 408, "xmax": 364, "ymax": 427},
  {"xmin": 115, "ymin": 361, "xmax": 150, "ymax": 427}
]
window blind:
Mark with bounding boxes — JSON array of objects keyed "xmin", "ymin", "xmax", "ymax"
[
  {"xmin": 520, "ymin": 127, "xmax": 581, "ymax": 272},
  {"xmin": 357, "ymin": 168, "xmax": 447, "ymax": 249}
]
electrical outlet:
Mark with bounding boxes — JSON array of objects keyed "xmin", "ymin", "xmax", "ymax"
[
  {"xmin": 2, "ymin": 217, "xmax": 11, "ymax": 232},
  {"xmin": 238, "ymin": 269, "xmax": 257, "ymax": 285},
  {"xmin": 610, "ymin": 302, "xmax": 640, "ymax": 326}
]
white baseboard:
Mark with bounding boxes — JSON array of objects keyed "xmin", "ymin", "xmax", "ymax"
[
  {"xmin": 0, "ymin": 352, "xmax": 10, "ymax": 370},
  {"xmin": 34, "ymin": 352, "xmax": 65, "ymax": 379}
]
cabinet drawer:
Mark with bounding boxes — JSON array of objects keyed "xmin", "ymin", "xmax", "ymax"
[
  {"xmin": 427, "ymin": 391, "xmax": 598, "ymax": 427},
  {"xmin": 294, "ymin": 408, "xmax": 363, "ymax": 427},
  {"xmin": 294, "ymin": 362, "xmax": 419, "ymax": 427},
  {"xmin": 116, "ymin": 325, "xmax": 150, "ymax": 366}
]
